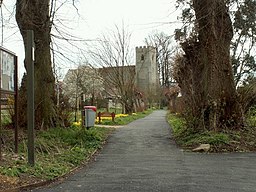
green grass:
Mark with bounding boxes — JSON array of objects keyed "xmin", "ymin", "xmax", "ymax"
[
  {"xmin": 1, "ymin": 110, "xmax": 12, "ymax": 126},
  {"xmin": 0, "ymin": 126, "xmax": 113, "ymax": 180},
  {"xmin": 97, "ymin": 109, "xmax": 154, "ymax": 125},
  {"xmin": 246, "ymin": 107, "xmax": 256, "ymax": 127},
  {"xmin": 167, "ymin": 113, "xmax": 230, "ymax": 148}
]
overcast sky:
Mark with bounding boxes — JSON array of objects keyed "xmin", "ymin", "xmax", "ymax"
[
  {"xmin": 1, "ymin": 0, "xmax": 180, "ymax": 80},
  {"xmin": 76, "ymin": 0, "xmax": 178, "ymax": 45}
]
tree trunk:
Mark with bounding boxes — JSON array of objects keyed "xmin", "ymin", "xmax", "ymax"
[
  {"xmin": 16, "ymin": 0, "xmax": 57, "ymax": 129},
  {"xmin": 178, "ymin": 0, "xmax": 244, "ymax": 130}
]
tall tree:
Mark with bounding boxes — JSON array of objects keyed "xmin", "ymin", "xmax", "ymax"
[
  {"xmin": 89, "ymin": 24, "xmax": 135, "ymax": 114},
  {"xmin": 174, "ymin": 0, "xmax": 244, "ymax": 131},
  {"xmin": 144, "ymin": 31, "xmax": 175, "ymax": 88},
  {"xmin": 16, "ymin": 0, "xmax": 56, "ymax": 129}
]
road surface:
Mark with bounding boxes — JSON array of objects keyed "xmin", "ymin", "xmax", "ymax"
[{"xmin": 30, "ymin": 110, "xmax": 256, "ymax": 192}]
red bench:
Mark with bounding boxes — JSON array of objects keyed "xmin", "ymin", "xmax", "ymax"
[{"xmin": 97, "ymin": 112, "xmax": 115, "ymax": 123}]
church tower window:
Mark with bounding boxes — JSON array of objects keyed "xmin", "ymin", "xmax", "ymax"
[{"xmin": 141, "ymin": 54, "xmax": 144, "ymax": 61}]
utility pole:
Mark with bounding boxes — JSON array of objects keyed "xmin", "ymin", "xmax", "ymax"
[{"xmin": 26, "ymin": 30, "xmax": 35, "ymax": 166}]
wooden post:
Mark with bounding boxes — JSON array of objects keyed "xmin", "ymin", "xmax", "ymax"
[
  {"xmin": 111, "ymin": 112, "xmax": 115, "ymax": 122},
  {"xmin": 14, "ymin": 56, "xmax": 18, "ymax": 153},
  {"xmin": 26, "ymin": 30, "xmax": 35, "ymax": 166},
  {"xmin": 98, "ymin": 112, "xmax": 101, "ymax": 123},
  {"xmin": 0, "ymin": 73, "xmax": 2, "ymax": 160}
]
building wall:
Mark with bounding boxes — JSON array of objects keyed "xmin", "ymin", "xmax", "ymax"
[{"xmin": 135, "ymin": 46, "xmax": 158, "ymax": 96}]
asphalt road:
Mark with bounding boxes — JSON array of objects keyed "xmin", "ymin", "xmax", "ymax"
[{"xmin": 30, "ymin": 110, "xmax": 256, "ymax": 192}]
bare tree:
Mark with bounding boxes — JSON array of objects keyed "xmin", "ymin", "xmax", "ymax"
[
  {"xmin": 89, "ymin": 24, "xmax": 135, "ymax": 114},
  {"xmin": 145, "ymin": 31, "xmax": 176, "ymax": 88}
]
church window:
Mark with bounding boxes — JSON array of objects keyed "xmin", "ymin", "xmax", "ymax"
[{"xmin": 141, "ymin": 54, "xmax": 144, "ymax": 61}]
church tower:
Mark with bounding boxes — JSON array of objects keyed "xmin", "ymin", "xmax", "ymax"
[{"xmin": 135, "ymin": 46, "xmax": 158, "ymax": 97}]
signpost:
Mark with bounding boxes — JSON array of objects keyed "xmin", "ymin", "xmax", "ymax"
[{"xmin": 26, "ymin": 30, "xmax": 35, "ymax": 166}]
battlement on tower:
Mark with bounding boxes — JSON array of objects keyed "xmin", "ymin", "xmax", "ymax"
[{"xmin": 135, "ymin": 46, "xmax": 155, "ymax": 52}]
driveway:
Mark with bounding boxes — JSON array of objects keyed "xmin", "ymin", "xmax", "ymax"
[{"xmin": 30, "ymin": 110, "xmax": 256, "ymax": 192}]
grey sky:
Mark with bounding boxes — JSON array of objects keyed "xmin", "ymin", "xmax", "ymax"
[{"xmin": 1, "ymin": 0, "xmax": 180, "ymax": 80}]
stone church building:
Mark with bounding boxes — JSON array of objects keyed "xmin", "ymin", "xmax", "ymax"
[{"xmin": 63, "ymin": 46, "xmax": 159, "ymax": 110}]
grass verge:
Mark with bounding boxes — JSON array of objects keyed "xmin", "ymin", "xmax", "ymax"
[
  {"xmin": 167, "ymin": 113, "xmax": 256, "ymax": 152},
  {"xmin": 0, "ymin": 126, "xmax": 113, "ymax": 190}
]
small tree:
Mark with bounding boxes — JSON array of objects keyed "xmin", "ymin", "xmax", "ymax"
[{"xmin": 62, "ymin": 65, "xmax": 103, "ymax": 120}]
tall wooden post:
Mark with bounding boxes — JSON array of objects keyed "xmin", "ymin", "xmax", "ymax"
[
  {"xmin": 26, "ymin": 30, "xmax": 35, "ymax": 166},
  {"xmin": 14, "ymin": 56, "xmax": 18, "ymax": 153},
  {"xmin": 0, "ymin": 67, "xmax": 2, "ymax": 160}
]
